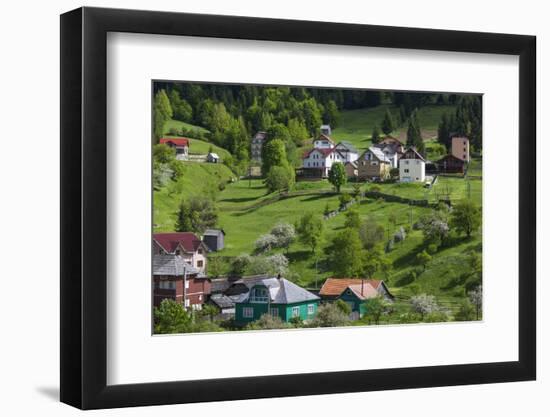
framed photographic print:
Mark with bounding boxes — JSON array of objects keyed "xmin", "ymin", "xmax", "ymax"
[{"xmin": 60, "ymin": 6, "xmax": 536, "ymax": 410}]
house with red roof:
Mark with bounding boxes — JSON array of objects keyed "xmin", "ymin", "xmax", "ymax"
[
  {"xmin": 159, "ymin": 137, "xmax": 189, "ymax": 160},
  {"xmin": 153, "ymin": 232, "xmax": 209, "ymax": 273},
  {"xmin": 301, "ymin": 147, "xmax": 346, "ymax": 178},
  {"xmin": 319, "ymin": 278, "xmax": 394, "ymax": 319}
]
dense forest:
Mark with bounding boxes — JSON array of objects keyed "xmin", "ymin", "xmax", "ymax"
[{"xmin": 153, "ymin": 82, "xmax": 482, "ymax": 175}]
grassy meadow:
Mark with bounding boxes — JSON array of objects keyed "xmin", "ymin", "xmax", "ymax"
[{"xmin": 153, "ymin": 94, "xmax": 482, "ymax": 323}]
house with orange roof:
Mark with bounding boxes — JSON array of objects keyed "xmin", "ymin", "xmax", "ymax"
[{"xmin": 319, "ymin": 278, "xmax": 394, "ymax": 319}]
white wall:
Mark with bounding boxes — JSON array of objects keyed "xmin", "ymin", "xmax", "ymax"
[{"xmin": 0, "ymin": 1, "xmax": 546, "ymax": 416}]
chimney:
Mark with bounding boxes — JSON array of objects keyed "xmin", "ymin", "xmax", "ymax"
[{"xmin": 277, "ymin": 273, "xmax": 281, "ymax": 280}]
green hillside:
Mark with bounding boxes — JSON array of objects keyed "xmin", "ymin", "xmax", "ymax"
[
  {"xmin": 331, "ymin": 105, "xmax": 457, "ymax": 153},
  {"xmin": 153, "ymin": 162, "xmax": 236, "ymax": 231}
]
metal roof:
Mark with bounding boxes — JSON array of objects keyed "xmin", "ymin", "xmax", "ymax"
[{"xmin": 152, "ymin": 255, "xmax": 201, "ymax": 276}]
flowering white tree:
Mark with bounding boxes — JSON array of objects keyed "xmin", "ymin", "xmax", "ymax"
[
  {"xmin": 266, "ymin": 254, "xmax": 289, "ymax": 276},
  {"xmin": 270, "ymin": 223, "xmax": 296, "ymax": 252},
  {"xmin": 254, "ymin": 233, "xmax": 278, "ymax": 253},
  {"xmin": 410, "ymin": 294, "xmax": 439, "ymax": 320},
  {"xmin": 468, "ymin": 285, "xmax": 482, "ymax": 320}
]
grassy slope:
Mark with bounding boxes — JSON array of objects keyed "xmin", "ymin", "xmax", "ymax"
[
  {"xmin": 153, "ymin": 106, "xmax": 481, "ymax": 317},
  {"xmin": 331, "ymin": 105, "xmax": 457, "ymax": 154},
  {"xmin": 164, "ymin": 118, "xmax": 210, "ymax": 134},
  {"xmin": 154, "ymin": 162, "xmax": 236, "ymax": 231}
]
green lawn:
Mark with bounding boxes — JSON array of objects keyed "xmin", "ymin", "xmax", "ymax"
[
  {"xmin": 331, "ymin": 105, "xmax": 458, "ymax": 153},
  {"xmin": 153, "ymin": 162, "xmax": 236, "ymax": 231},
  {"xmin": 163, "ymin": 118, "xmax": 210, "ymax": 135}
]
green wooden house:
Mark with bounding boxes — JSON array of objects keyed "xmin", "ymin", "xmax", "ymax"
[
  {"xmin": 319, "ymin": 278, "xmax": 394, "ymax": 320},
  {"xmin": 234, "ymin": 276, "xmax": 320, "ymax": 325}
]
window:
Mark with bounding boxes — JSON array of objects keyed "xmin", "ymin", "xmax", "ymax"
[
  {"xmin": 197, "ymin": 260, "xmax": 204, "ymax": 268},
  {"xmin": 292, "ymin": 306, "xmax": 300, "ymax": 318},
  {"xmin": 405, "ymin": 160, "xmax": 409, "ymax": 165},
  {"xmin": 185, "ymin": 299, "xmax": 190, "ymax": 308},
  {"xmin": 175, "ymin": 249, "xmax": 181, "ymax": 256},
  {"xmin": 185, "ymin": 280, "xmax": 189, "ymax": 289},
  {"xmin": 307, "ymin": 304, "xmax": 315, "ymax": 315},
  {"xmin": 270, "ymin": 308, "xmax": 279, "ymax": 317},
  {"xmin": 404, "ymin": 168, "xmax": 409, "ymax": 173},
  {"xmin": 243, "ymin": 307, "xmax": 254, "ymax": 318},
  {"xmin": 198, "ymin": 249, "xmax": 203, "ymax": 255},
  {"xmin": 159, "ymin": 281, "xmax": 175, "ymax": 290},
  {"xmin": 250, "ymin": 287, "xmax": 269, "ymax": 303},
  {"xmin": 416, "ymin": 160, "xmax": 420, "ymax": 165}
]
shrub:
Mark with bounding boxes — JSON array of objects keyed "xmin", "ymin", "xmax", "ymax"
[
  {"xmin": 338, "ymin": 192, "xmax": 352, "ymax": 209},
  {"xmin": 310, "ymin": 303, "xmax": 351, "ymax": 327},
  {"xmin": 254, "ymin": 234, "xmax": 278, "ymax": 253},
  {"xmin": 427, "ymin": 243, "xmax": 438, "ymax": 254},
  {"xmin": 410, "ymin": 294, "xmax": 439, "ymax": 319},
  {"xmin": 335, "ymin": 299, "xmax": 352, "ymax": 315},
  {"xmin": 246, "ymin": 314, "xmax": 289, "ymax": 330}
]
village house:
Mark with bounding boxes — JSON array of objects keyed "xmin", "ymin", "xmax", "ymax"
[
  {"xmin": 334, "ymin": 141, "xmax": 359, "ymax": 163},
  {"xmin": 301, "ymin": 147, "xmax": 347, "ymax": 178},
  {"xmin": 234, "ymin": 276, "xmax": 320, "ymax": 325},
  {"xmin": 159, "ymin": 137, "xmax": 189, "ymax": 160},
  {"xmin": 357, "ymin": 146, "xmax": 392, "ymax": 181},
  {"xmin": 319, "ymin": 278, "xmax": 394, "ymax": 319},
  {"xmin": 153, "ymin": 232, "xmax": 209, "ymax": 273},
  {"xmin": 313, "ymin": 133, "xmax": 335, "ymax": 149},
  {"xmin": 250, "ymin": 131, "xmax": 267, "ymax": 164},
  {"xmin": 436, "ymin": 153, "xmax": 466, "ymax": 174},
  {"xmin": 451, "ymin": 136, "xmax": 470, "ymax": 162},
  {"xmin": 203, "ymin": 229, "xmax": 225, "ymax": 251},
  {"xmin": 320, "ymin": 124, "xmax": 332, "ymax": 136},
  {"xmin": 399, "ymin": 147, "xmax": 426, "ymax": 183},
  {"xmin": 152, "ymin": 254, "xmax": 211, "ymax": 310},
  {"xmin": 372, "ymin": 138, "xmax": 404, "ymax": 168},
  {"xmin": 344, "ymin": 160, "xmax": 358, "ymax": 180},
  {"xmin": 209, "ymin": 275, "xmax": 320, "ymax": 324}
]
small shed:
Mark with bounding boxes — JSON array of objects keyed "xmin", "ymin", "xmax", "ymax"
[
  {"xmin": 203, "ymin": 229, "xmax": 225, "ymax": 251},
  {"xmin": 206, "ymin": 152, "xmax": 220, "ymax": 163}
]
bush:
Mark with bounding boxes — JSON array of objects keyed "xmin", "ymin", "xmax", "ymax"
[
  {"xmin": 335, "ymin": 299, "xmax": 352, "ymax": 315},
  {"xmin": 427, "ymin": 243, "xmax": 438, "ymax": 254},
  {"xmin": 246, "ymin": 314, "xmax": 289, "ymax": 330},
  {"xmin": 310, "ymin": 303, "xmax": 351, "ymax": 327},
  {"xmin": 338, "ymin": 192, "xmax": 352, "ymax": 209}
]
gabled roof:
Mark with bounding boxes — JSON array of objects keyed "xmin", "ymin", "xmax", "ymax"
[
  {"xmin": 345, "ymin": 160, "xmax": 358, "ymax": 168},
  {"xmin": 346, "ymin": 283, "xmax": 379, "ymax": 300},
  {"xmin": 319, "ymin": 278, "xmax": 383, "ymax": 297},
  {"xmin": 303, "ymin": 147, "xmax": 345, "ymax": 159},
  {"xmin": 159, "ymin": 138, "xmax": 189, "ymax": 147},
  {"xmin": 204, "ymin": 228, "xmax": 225, "ymax": 236},
  {"xmin": 153, "ymin": 232, "xmax": 206, "ymax": 254},
  {"xmin": 208, "ymin": 152, "xmax": 220, "ymax": 159},
  {"xmin": 335, "ymin": 141, "xmax": 358, "ymax": 153},
  {"xmin": 254, "ymin": 131, "xmax": 267, "ymax": 140},
  {"xmin": 379, "ymin": 136, "xmax": 404, "ymax": 146},
  {"xmin": 314, "ymin": 134, "xmax": 335, "ymax": 144},
  {"xmin": 152, "ymin": 254, "xmax": 201, "ymax": 276},
  {"xmin": 209, "ymin": 293, "xmax": 235, "ymax": 309},
  {"xmin": 436, "ymin": 154, "xmax": 465, "ymax": 164},
  {"xmin": 402, "ymin": 147, "xmax": 426, "ymax": 161},
  {"xmin": 360, "ymin": 146, "xmax": 391, "ymax": 163},
  {"xmin": 216, "ymin": 275, "xmax": 319, "ymax": 304}
]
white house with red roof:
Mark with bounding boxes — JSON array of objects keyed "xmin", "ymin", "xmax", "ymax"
[
  {"xmin": 153, "ymin": 232, "xmax": 209, "ymax": 273},
  {"xmin": 159, "ymin": 137, "xmax": 189, "ymax": 160},
  {"xmin": 313, "ymin": 134, "xmax": 335, "ymax": 149},
  {"xmin": 302, "ymin": 147, "xmax": 346, "ymax": 178}
]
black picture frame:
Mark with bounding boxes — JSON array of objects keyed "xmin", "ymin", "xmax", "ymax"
[{"xmin": 60, "ymin": 6, "xmax": 536, "ymax": 410}]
